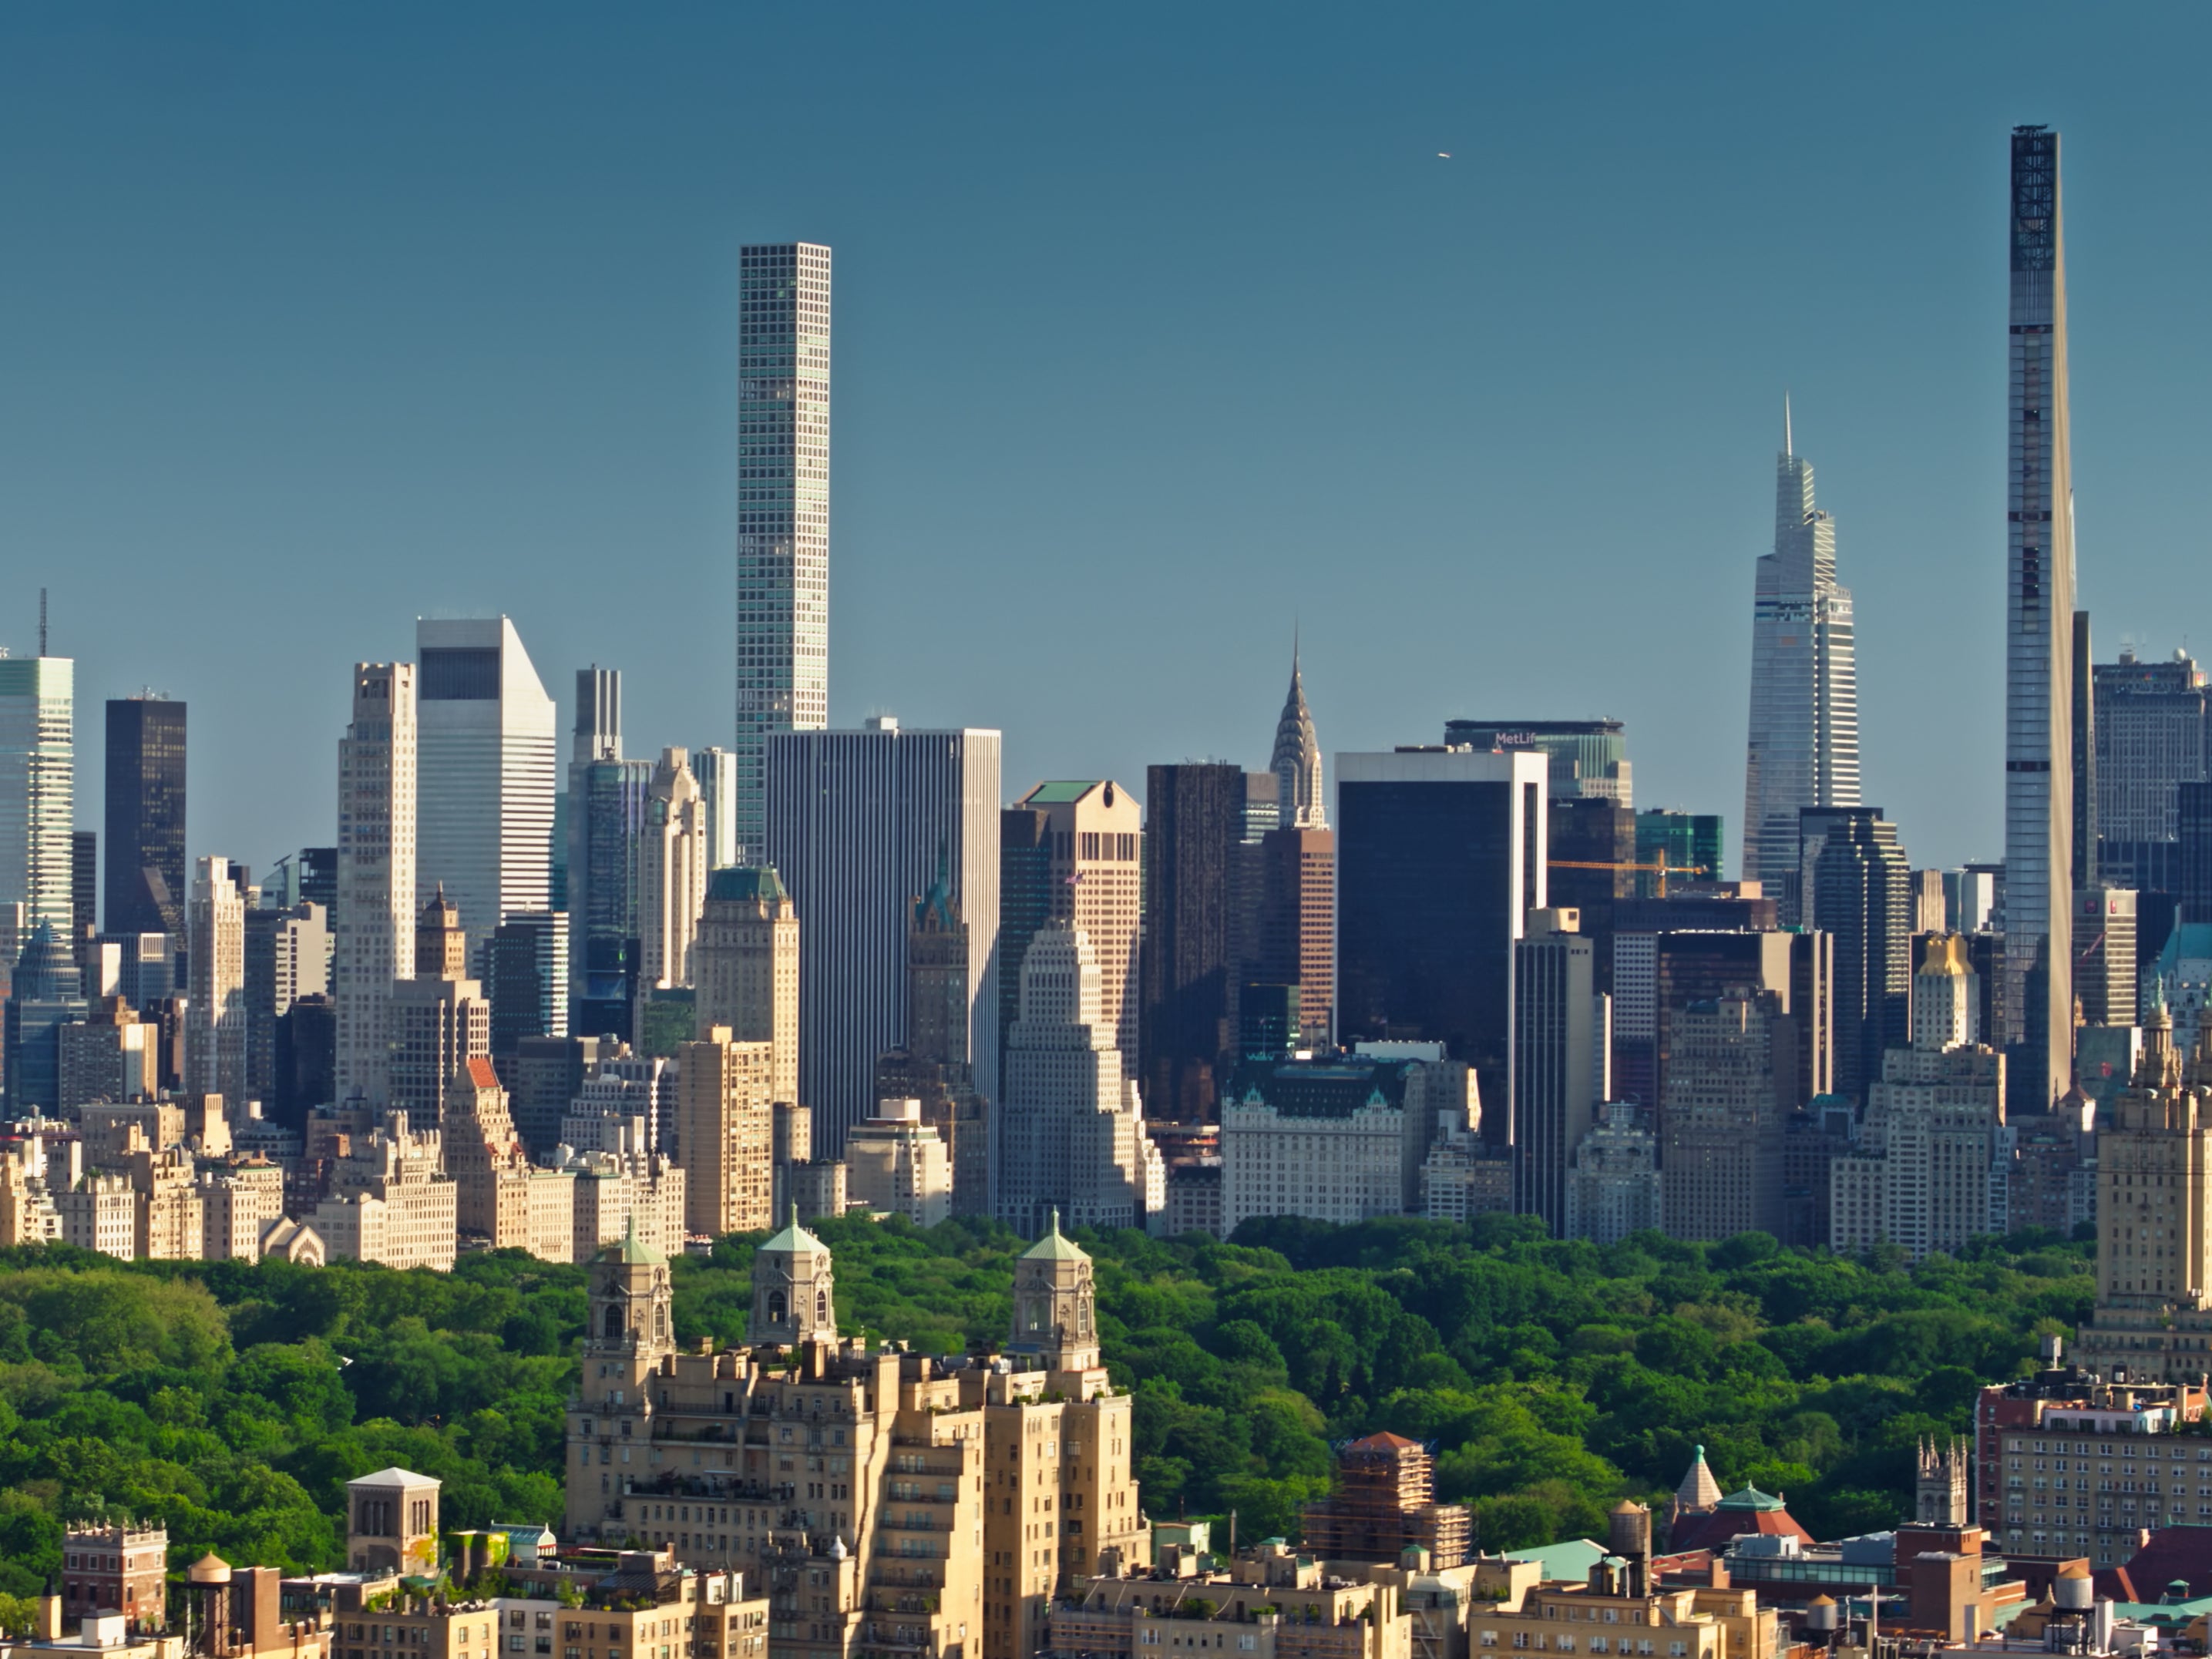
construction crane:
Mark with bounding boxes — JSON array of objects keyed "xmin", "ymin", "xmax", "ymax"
[{"xmin": 1546, "ymin": 858, "xmax": 1710, "ymax": 899}]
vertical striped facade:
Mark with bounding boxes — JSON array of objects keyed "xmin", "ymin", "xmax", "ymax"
[{"xmin": 764, "ymin": 724, "xmax": 1000, "ymax": 1156}]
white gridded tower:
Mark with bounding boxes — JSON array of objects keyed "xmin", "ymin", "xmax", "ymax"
[{"xmin": 734, "ymin": 242, "xmax": 832, "ymax": 865}]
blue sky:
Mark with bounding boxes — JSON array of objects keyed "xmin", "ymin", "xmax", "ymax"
[{"xmin": 5, "ymin": 3, "xmax": 2210, "ymax": 881}]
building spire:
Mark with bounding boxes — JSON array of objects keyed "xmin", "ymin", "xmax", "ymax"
[
  {"xmin": 1783, "ymin": 391, "xmax": 1793, "ymax": 458},
  {"xmin": 1270, "ymin": 628, "xmax": 1326, "ymax": 831}
]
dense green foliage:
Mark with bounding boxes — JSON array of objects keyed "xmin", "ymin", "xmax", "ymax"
[{"xmin": 0, "ymin": 1217, "xmax": 2094, "ymax": 1595}]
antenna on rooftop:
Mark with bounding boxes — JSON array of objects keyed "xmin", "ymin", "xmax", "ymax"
[{"xmin": 38, "ymin": 588, "xmax": 46, "ymax": 657}]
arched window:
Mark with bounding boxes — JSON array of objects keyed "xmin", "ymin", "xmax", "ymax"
[
  {"xmin": 604, "ymin": 1305, "xmax": 624, "ymax": 1340},
  {"xmin": 816, "ymin": 1288, "xmax": 829, "ymax": 1326},
  {"xmin": 655, "ymin": 1304, "xmax": 668, "ymax": 1338},
  {"xmin": 769, "ymin": 1291, "xmax": 788, "ymax": 1324}
]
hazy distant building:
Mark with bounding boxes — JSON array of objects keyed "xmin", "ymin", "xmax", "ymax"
[
  {"xmin": 0, "ymin": 653, "xmax": 74, "ymax": 935},
  {"xmin": 103, "ymin": 697, "xmax": 187, "ymax": 939},
  {"xmin": 1635, "ymin": 809, "xmax": 1724, "ymax": 898},
  {"xmin": 389, "ymin": 888, "xmax": 490, "ymax": 1127},
  {"xmin": 1743, "ymin": 403, "xmax": 1861, "ymax": 893},
  {"xmin": 187, "ymin": 856, "xmax": 250, "ymax": 1105},
  {"xmin": 415, "ymin": 615, "xmax": 558, "ymax": 970},
  {"xmin": 693, "ymin": 865, "xmax": 799, "ymax": 1103},
  {"xmin": 1830, "ymin": 939, "xmax": 2005, "ymax": 1260},
  {"xmin": 2004, "ymin": 124, "xmax": 2079, "ymax": 1113},
  {"xmin": 1440, "ymin": 717, "xmax": 1631, "ymax": 804},
  {"xmin": 733, "ymin": 240, "xmax": 832, "ymax": 865},
  {"xmin": 999, "ymin": 805, "xmax": 1054, "ymax": 1088},
  {"xmin": 5, "ymin": 919, "xmax": 86, "ymax": 1110},
  {"xmin": 763, "ymin": 720, "xmax": 1000, "ymax": 1151},
  {"xmin": 2076, "ymin": 887, "xmax": 2138, "ymax": 1029},
  {"xmin": 1015, "ymin": 780, "xmax": 1142, "ymax": 1063},
  {"xmin": 695, "ymin": 744, "xmax": 738, "ymax": 871},
  {"xmin": 1513, "ymin": 908, "xmax": 1601, "ymax": 1231},
  {"xmin": 1336, "ymin": 747, "xmax": 1548, "ymax": 1124},
  {"xmin": 997, "ymin": 922, "xmax": 1153, "ymax": 1235},
  {"xmin": 1660, "ymin": 990, "xmax": 1791, "ymax": 1241},
  {"xmin": 1808, "ymin": 808, "xmax": 1911, "ymax": 1105},
  {"xmin": 1609, "ymin": 926, "xmax": 1830, "ymax": 1116},
  {"xmin": 1255, "ymin": 822, "xmax": 1336, "ymax": 1052},
  {"xmin": 1565, "ymin": 1101, "xmax": 1662, "ymax": 1244},
  {"xmin": 244, "ymin": 900, "xmax": 328, "ymax": 1109},
  {"xmin": 565, "ymin": 667, "xmax": 650, "ymax": 1033},
  {"xmin": 335, "ymin": 663, "xmax": 418, "ymax": 1104},
  {"xmin": 2094, "ymin": 648, "xmax": 2207, "ymax": 894},
  {"xmin": 846, "ymin": 1097, "xmax": 953, "ymax": 1227},
  {"xmin": 69, "ymin": 830, "xmax": 96, "ymax": 970},
  {"xmin": 1546, "ymin": 797, "xmax": 1634, "ymax": 993},
  {"xmin": 488, "ymin": 908, "xmax": 568, "ymax": 1068},
  {"xmin": 1139, "ymin": 762, "xmax": 1245, "ymax": 1121},
  {"xmin": 873, "ymin": 858, "xmax": 988, "ymax": 1214}
]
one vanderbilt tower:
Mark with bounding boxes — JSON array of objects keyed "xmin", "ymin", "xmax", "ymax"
[
  {"xmin": 2005, "ymin": 125, "xmax": 2076, "ymax": 1109},
  {"xmin": 733, "ymin": 242, "xmax": 832, "ymax": 864}
]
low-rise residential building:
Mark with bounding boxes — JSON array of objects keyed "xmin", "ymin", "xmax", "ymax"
[{"xmin": 1049, "ymin": 1542, "xmax": 1410, "ymax": 1659}]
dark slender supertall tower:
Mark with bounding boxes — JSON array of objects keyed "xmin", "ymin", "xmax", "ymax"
[
  {"xmin": 2005, "ymin": 125, "xmax": 2076, "ymax": 1110},
  {"xmin": 1139, "ymin": 763, "xmax": 1246, "ymax": 1120},
  {"xmin": 103, "ymin": 697, "xmax": 187, "ymax": 938}
]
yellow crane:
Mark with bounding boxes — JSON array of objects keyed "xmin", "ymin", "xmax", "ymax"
[{"xmin": 1545, "ymin": 858, "xmax": 1711, "ymax": 899}]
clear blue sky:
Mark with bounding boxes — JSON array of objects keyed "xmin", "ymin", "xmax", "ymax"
[{"xmin": 5, "ymin": 3, "xmax": 2208, "ymax": 882}]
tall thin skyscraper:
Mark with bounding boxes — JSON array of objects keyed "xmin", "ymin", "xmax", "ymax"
[
  {"xmin": 103, "ymin": 697, "xmax": 187, "ymax": 938},
  {"xmin": 1743, "ymin": 401, "xmax": 1861, "ymax": 892},
  {"xmin": 335, "ymin": 662, "xmax": 418, "ymax": 1104},
  {"xmin": 187, "ymin": 855, "xmax": 250, "ymax": 1104},
  {"xmin": 735, "ymin": 241, "xmax": 832, "ymax": 864},
  {"xmin": 2005, "ymin": 124, "xmax": 2077, "ymax": 1109},
  {"xmin": 415, "ymin": 616, "xmax": 558, "ymax": 972},
  {"xmin": 0, "ymin": 653, "xmax": 73, "ymax": 935}
]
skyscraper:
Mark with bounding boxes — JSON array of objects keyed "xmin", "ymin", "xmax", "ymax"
[
  {"xmin": 735, "ymin": 240, "xmax": 832, "ymax": 865},
  {"xmin": 415, "ymin": 616, "xmax": 558, "ymax": 972},
  {"xmin": 390, "ymin": 887, "xmax": 491, "ymax": 1127},
  {"xmin": 187, "ymin": 856, "xmax": 250, "ymax": 1104},
  {"xmin": 1139, "ymin": 762, "xmax": 1246, "ymax": 1121},
  {"xmin": 335, "ymin": 663, "xmax": 417, "ymax": 1105},
  {"xmin": 1742, "ymin": 401, "xmax": 1861, "ymax": 892},
  {"xmin": 1335, "ymin": 747, "xmax": 1548, "ymax": 1123},
  {"xmin": 2005, "ymin": 124, "xmax": 2078, "ymax": 1110},
  {"xmin": 636, "ymin": 747, "xmax": 711, "ymax": 996},
  {"xmin": 244, "ymin": 899, "xmax": 328, "ymax": 1110},
  {"xmin": 1013, "ymin": 781, "xmax": 1143, "ymax": 1063},
  {"xmin": 0, "ymin": 653, "xmax": 73, "ymax": 935},
  {"xmin": 2094, "ymin": 647, "xmax": 2207, "ymax": 895},
  {"xmin": 1513, "ymin": 908, "xmax": 1599, "ymax": 1231},
  {"xmin": 996, "ymin": 921, "xmax": 1152, "ymax": 1235},
  {"xmin": 874, "ymin": 859, "xmax": 989, "ymax": 1215},
  {"xmin": 103, "ymin": 697, "xmax": 186, "ymax": 939},
  {"xmin": 1441, "ymin": 717, "xmax": 1631, "ymax": 804},
  {"xmin": 762, "ymin": 719, "xmax": 999, "ymax": 1152},
  {"xmin": 1271, "ymin": 639, "xmax": 1326, "ymax": 830},
  {"xmin": 692, "ymin": 865, "xmax": 800, "ymax": 1103},
  {"xmin": 1808, "ymin": 807, "xmax": 1911, "ymax": 1107}
]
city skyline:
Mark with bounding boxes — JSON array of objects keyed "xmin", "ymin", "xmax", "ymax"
[{"xmin": 12, "ymin": 10, "xmax": 2212, "ymax": 877}]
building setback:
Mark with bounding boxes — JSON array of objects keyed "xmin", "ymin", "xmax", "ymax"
[{"xmin": 1743, "ymin": 402, "xmax": 1861, "ymax": 897}]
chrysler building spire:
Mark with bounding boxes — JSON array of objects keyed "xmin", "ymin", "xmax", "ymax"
[{"xmin": 1271, "ymin": 632, "xmax": 1326, "ymax": 829}]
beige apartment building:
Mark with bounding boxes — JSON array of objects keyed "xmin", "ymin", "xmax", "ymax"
[
  {"xmin": 693, "ymin": 868, "xmax": 800, "ymax": 1105},
  {"xmin": 311, "ymin": 1110, "xmax": 457, "ymax": 1271},
  {"xmin": 677, "ymin": 1031, "xmax": 778, "ymax": 1238},
  {"xmin": 1016, "ymin": 781, "xmax": 1144, "ymax": 1060}
]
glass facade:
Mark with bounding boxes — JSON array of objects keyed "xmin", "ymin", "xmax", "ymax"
[
  {"xmin": 103, "ymin": 696, "xmax": 187, "ymax": 937},
  {"xmin": 0, "ymin": 657, "xmax": 74, "ymax": 935},
  {"xmin": 1335, "ymin": 753, "xmax": 1544, "ymax": 1122},
  {"xmin": 1743, "ymin": 411, "xmax": 1860, "ymax": 890},
  {"xmin": 735, "ymin": 240, "xmax": 832, "ymax": 865}
]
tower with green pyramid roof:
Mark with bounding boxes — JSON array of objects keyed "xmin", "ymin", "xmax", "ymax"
[
  {"xmin": 1008, "ymin": 1207, "xmax": 1100, "ymax": 1372},
  {"xmin": 583, "ymin": 1214, "xmax": 674, "ymax": 1390},
  {"xmin": 750, "ymin": 1203, "xmax": 837, "ymax": 1346}
]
